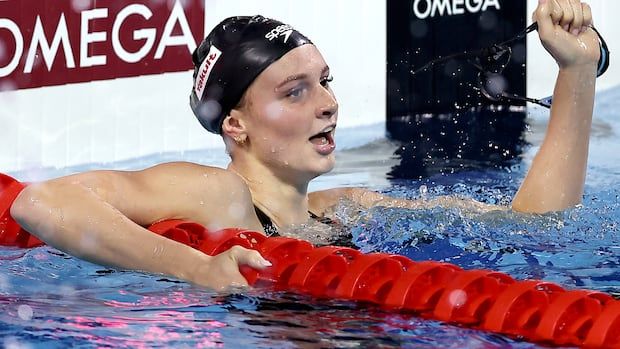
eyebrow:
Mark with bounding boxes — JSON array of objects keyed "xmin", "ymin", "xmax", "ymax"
[{"xmin": 275, "ymin": 66, "xmax": 330, "ymax": 89}]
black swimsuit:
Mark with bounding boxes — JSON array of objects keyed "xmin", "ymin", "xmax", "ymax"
[
  {"xmin": 253, "ymin": 205, "xmax": 281, "ymax": 237},
  {"xmin": 253, "ymin": 205, "xmax": 355, "ymax": 248}
]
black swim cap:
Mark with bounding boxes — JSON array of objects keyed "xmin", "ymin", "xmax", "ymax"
[{"xmin": 190, "ymin": 15, "xmax": 313, "ymax": 134}]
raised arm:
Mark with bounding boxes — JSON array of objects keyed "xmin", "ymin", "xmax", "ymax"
[
  {"xmin": 10, "ymin": 163, "xmax": 270, "ymax": 290},
  {"xmin": 512, "ymin": 0, "xmax": 599, "ymax": 213}
]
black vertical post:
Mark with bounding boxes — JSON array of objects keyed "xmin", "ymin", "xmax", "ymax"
[{"xmin": 387, "ymin": 0, "xmax": 528, "ymax": 179}]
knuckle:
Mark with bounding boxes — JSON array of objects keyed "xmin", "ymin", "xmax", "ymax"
[{"xmin": 229, "ymin": 245, "xmax": 244, "ymax": 253}]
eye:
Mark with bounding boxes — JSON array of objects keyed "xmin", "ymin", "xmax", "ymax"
[
  {"xmin": 320, "ymin": 75, "xmax": 333, "ymax": 87},
  {"xmin": 286, "ymin": 87, "xmax": 304, "ymax": 99}
]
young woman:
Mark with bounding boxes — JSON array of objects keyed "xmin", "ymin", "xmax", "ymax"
[{"xmin": 10, "ymin": 0, "xmax": 600, "ymax": 290}]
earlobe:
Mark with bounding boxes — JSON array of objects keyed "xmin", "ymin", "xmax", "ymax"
[{"xmin": 222, "ymin": 111, "xmax": 249, "ymax": 145}]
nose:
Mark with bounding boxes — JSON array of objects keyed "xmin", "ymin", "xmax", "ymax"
[{"xmin": 315, "ymin": 87, "xmax": 338, "ymax": 119}]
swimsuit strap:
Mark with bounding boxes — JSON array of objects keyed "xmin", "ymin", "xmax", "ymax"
[
  {"xmin": 253, "ymin": 205, "xmax": 280, "ymax": 237},
  {"xmin": 253, "ymin": 205, "xmax": 338, "ymax": 236},
  {"xmin": 309, "ymin": 211, "xmax": 356, "ymax": 248},
  {"xmin": 253, "ymin": 205, "xmax": 355, "ymax": 247},
  {"xmin": 308, "ymin": 210, "xmax": 336, "ymax": 225},
  {"xmin": 253, "ymin": 205, "xmax": 354, "ymax": 247}
]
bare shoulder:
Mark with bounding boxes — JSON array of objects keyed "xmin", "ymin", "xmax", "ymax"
[
  {"xmin": 70, "ymin": 162, "xmax": 255, "ymax": 228},
  {"xmin": 139, "ymin": 161, "xmax": 226, "ymax": 176},
  {"xmin": 133, "ymin": 162, "xmax": 255, "ymax": 219},
  {"xmin": 77, "ymin": 161, "xmax": 248, "ymax": 203},
  {"xmin": 136, "ymin": 161, "xmax": 243, "ymax": 189},
  {"xmin": 144, "ymin": 162, "xmax": 259, "ymax": 226},
  {"xmin": 54, "ymin": 161, "xmax": 233, "ymax": 188}
]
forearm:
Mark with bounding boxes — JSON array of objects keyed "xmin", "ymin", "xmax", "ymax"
[
  {"xmin": 512, "ymin": 64, "xmax": 596, "ymax": 213},
  {"xmin": 337, "ymin": 188, "xmax": 503, "ymax": 213},
  {"xmin": 10, "ymin": 181, "xmax": 208, "ymax": 282}
]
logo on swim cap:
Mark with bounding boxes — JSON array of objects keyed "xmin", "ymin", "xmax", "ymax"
[
  {"xmin": 265, "ymin": 24, "xmax": 294, "ymax": 43},
  {"xmin": 194, "ymin": 45, "xmax": 222, "ymax": 100}
]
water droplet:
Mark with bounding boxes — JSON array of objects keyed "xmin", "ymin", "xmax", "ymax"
[
  {"xmin": 410, "ymin": 20, "xmax": 428, "ymax": 38},
  {"xmin": 17, "ymin": 305, "xmax": 33, "ymax": 321},
  {"xmin": 71, "ymin": 0, "xmax": 91, "ymax": 11},
  {"xmin": 59, "ymin": 285, "xmax": 77, "ymax": 298},
  {"xmin": 0, "ymin": 39, "xmax": 6, "ymax": 61},
  {"xmin": 4, "ymin": 336, "xmax": 32, "ymax": 349},
  {"xmin": 448, "ymin": 289, "xmax": 467, "ymax": 307},
  {"xmin": 79, "ymin": 231, "xmax": 98, "ymax": 252},
  {"xmin": 227, "ymin": 201, "xmax": 246, "ymax": 220},
  {"xmin": 0, "ymin": 274, "xmax": 9, "ymax": 291},
  {"xmin": 199, "ymin": 100, "xmax": 222, "ymax": 121},
  {"xmin": 0, "ymin": 80, "xmax": 17, "ymax": 92}
]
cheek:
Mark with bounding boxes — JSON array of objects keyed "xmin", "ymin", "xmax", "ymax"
[
  {"xmin": 261, "ymin": 101, "xmax": 287, "ymax": 123},
  {"xmin": 257, "ymin": 102, "xmax": 309, "ymax": 137}
]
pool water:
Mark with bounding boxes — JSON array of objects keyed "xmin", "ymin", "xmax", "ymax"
[{"xmin": 1, "ymin": 86, "xmax": 619, "ymax": 348}]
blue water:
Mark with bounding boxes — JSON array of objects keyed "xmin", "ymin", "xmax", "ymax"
[{"xmin": 2, "ymin": 87, "xmax": 619, "ymax": 348}]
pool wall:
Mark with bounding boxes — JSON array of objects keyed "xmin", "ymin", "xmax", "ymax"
[{"xmin": 0, "ymin": 0, "xmax": 618, "ymax": 174}]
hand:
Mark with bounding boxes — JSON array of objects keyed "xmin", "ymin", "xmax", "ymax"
[
  {"xmin": 191, "ymin": 245, "xmax": 272, "ymax": 291},
  {"xmin": 533, "ymin": 0, "xmax": 600, "ymax": 70}
]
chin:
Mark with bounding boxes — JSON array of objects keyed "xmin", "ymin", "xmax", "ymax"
[
  {"xmin": 312, "ymin": 158, "xmax": 336, "ymax": 176},
  {"xmin": 282, "ymin": 154, "xmax": 336, "ymax": 181}
]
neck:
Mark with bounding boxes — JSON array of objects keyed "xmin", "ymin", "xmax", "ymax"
[{"xmin": 228, "ymin": 159, "xmax": 310, "ymax": 228}]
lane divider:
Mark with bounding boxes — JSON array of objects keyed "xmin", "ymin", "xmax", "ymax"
[
  {"xmin": 1, "ymin": 172, "xmax": 619, "ymax": 348},
  {"xmin": 0, "ymin": 173, "xmax": 42, "ymax": 248}
]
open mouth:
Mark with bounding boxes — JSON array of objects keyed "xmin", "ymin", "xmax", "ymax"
[
  {"xmin": 309, "ymin": 131, "xmax": 333, "ymax": 145},
  {"xmin": 309, "ymin": 126, "xmax": 336, "ymax": 154}
]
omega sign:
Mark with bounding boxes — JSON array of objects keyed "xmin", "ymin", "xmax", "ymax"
[
  {"xmin": 412, "ymin": 0, "xmax": 501, "ymax": 19},
  {"xmin": 0, "ymin": 0, "xmax": 204, "ymax": 90}
]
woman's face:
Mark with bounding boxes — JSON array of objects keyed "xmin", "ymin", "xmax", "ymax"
[{"xmin": 240, "ymin": 44, "xmax": 338, "ymax": 182}]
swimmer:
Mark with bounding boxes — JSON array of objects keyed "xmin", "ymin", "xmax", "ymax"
[{"xmin": 10, "ymin": 0, "xmax": 600, "ymax": 290}]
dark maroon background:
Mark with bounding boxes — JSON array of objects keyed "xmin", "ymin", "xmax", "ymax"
[{"xmin": 0, "ymin": 0, "xmax": 204, "ymax": 90}]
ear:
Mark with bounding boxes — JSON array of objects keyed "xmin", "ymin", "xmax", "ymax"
[{"xmin": 221, "ymin": 108, "xmax": 248, "ymax": 142}]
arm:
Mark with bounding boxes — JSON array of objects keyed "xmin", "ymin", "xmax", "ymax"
[
  {"xmin": 512, "ymin": 0, "xmax": 599, "ymax": 213},
  {"xmin": 309, "ymin": 187, "xmax": 502, "ymax": 214},
  {"xmin": 10, "ymin": 163, "xmax": 269, "ymax": 290}
]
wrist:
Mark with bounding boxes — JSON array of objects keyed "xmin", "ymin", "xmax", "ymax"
[
  {"xmin": 558, "ymin": 62, "xmax": 597, "ymax": 77},
  {"xmin": 175, "ymin": 249, "xmax": 213, "ymax": 284}
]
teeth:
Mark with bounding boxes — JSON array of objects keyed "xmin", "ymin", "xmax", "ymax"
[{"xmin": 309, "ymin": 125, "xmax": 335, "ymax": 144}]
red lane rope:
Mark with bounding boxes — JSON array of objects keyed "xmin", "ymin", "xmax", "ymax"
[
  {"xmin": 0, "ymin": 173, "xmax": 43, "ymax": 248},
  {"xmin": 1, "ymin": 173, "xmax": 619, "ymax": 348}
]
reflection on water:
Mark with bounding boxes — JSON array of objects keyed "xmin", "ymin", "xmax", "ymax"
[{"xmin": 0, "ymin": 255, "xmax": 536, "ymax": 348}]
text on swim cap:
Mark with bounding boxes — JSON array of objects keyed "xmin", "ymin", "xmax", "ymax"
[
  {"xmin": 265, "ymin": 24, "xmax": 293, "ymax": 43},
  {"xmin": 194, "ymin": 45, "xmax": 222, "ymax": 100},
  {"xmin": 412, "ymin": 0, "xmax": 501, "ymax": 19}
]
